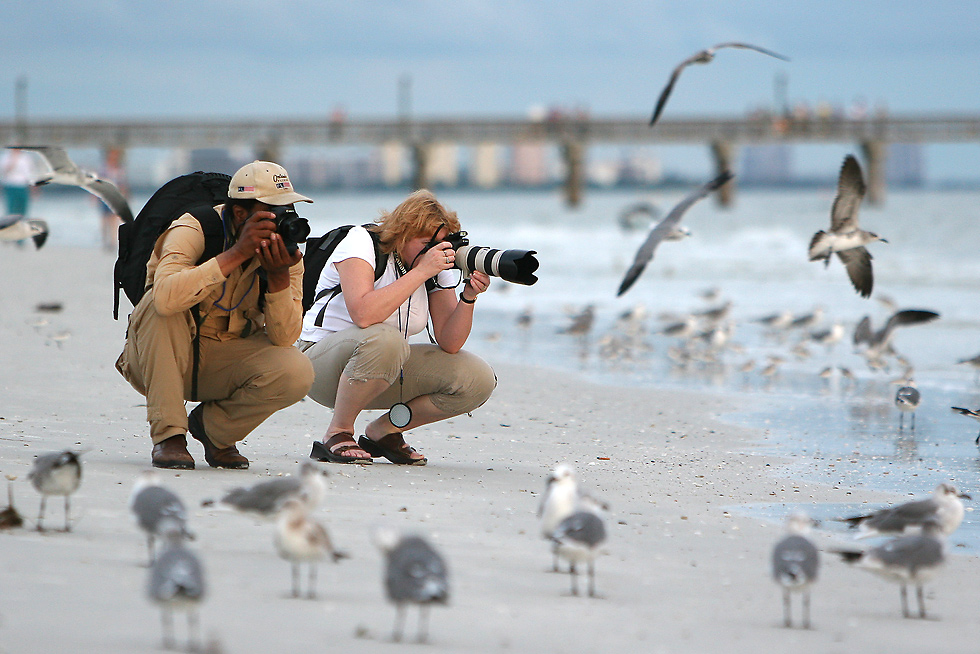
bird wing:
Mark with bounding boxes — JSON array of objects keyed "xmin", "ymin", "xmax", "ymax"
[
  {"xmin": 836, "ymin": 247, "xmax": 874, "ymax": 298},
  {"xmin": 84, "ymin": 178, "xmax": 134, "ymax": 223},
  {"xmin": 617, "ymin": 170, "xmax": 733, "ymax": 296},
  {"xmin": 11, "ymin": 145, "xmax": 77, "ymax": 176},
  {"xmin": 878, "ymin": 309, "xmax": 940, "ymax": 343},
  {"xmin": 863, "ymin": 499, "xmax": 937, "ymax": 532},
  {"xmin": 650, "ymin": 63, "xmax": 689, "ymax": 126},
  {"xmin": 873, "ymin": 534, "xmax": 943, "ymax": 571},
  {"xmin": 830, "ymin": 155, "xmax": 866, "ymax": 232},
  {"xmin": 853, "ymin": 315, "xmax": 872, "ymax": 345},
  {"xmin": 712, "ymin": 42, "xmax": 791, "ymax": 61}
]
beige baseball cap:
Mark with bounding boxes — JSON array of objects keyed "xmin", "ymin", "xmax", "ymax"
[{"xmin": 228, "ymin": 160, "xmax": 313, "ymax": 205}]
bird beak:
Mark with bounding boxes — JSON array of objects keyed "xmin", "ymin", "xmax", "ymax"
[
  {"xmin": 959, "ymin": 492, "xmax": 972, "ymax": 500},
  {"xmin": 879, "ymin": 238, "xmax": 889, "ymax": 243}
]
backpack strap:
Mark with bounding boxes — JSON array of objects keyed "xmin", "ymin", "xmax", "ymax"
[
  {"xmin": 313, "ymin": 226, "xmax": 389, "ymax": 327},
  {"xmin": 185, "ymin": 204, "xmax": 224, "ymax": 402}
]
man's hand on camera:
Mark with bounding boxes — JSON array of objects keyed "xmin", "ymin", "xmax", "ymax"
[{"xmin": 257, "ymin": 231, "xmax": 302, "ymax": 292}]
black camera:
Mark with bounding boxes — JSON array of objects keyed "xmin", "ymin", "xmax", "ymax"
[
  {"xmin": 268, "ymin": 205, "xmax": 311, "ymax": 253},
  {"xmin": 432, "ymin": 230, "xmax": 539, "ymax": 286}
]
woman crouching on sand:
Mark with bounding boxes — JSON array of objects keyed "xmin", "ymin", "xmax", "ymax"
[{"xmin": 297, "ymin": 190, "xmax": 496, "ymax": 465}]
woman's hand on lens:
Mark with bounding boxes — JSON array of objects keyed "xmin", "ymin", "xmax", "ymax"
[{"xmin": 462, "ymin": 271, "xmax": 490, "ymax": 300}]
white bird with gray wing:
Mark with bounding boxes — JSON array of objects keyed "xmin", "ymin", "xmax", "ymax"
[
  {"xmin": 771, "ymin": 513, "xmax": 819, "ymax": 629},
  {"xmin": 130, "ymin": 470, "xmax": 193, "ymax": 564},
  {"xmin": 28, "ymin": 449, "xmax": 82, "ymax": 532}
]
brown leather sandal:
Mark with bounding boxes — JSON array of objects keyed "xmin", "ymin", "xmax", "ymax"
[
  {"xmin": 310, "ymin": 432, "xmax": 373, "ymax": 464},
  {"xmin": 357, "ymin": 433, "xmax": 427, "ymax": 466}
]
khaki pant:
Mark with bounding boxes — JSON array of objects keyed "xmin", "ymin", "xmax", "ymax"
[
  {"xmin": 116, "ymin": 295, "xmax": 314, "ymax": 447},
  {"xmin": 298, "ymin": 323, "xmax": 496, "ymax": 417}
]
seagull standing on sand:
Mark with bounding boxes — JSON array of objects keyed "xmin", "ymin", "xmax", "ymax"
[
  {"xmin": 216, "ymin": 462, "xmax": 327, "ymax": 518},
  {"xmin": 274, "ymin": 498, "xmax": 346, "ymax": 599},
  {"xmin": 837, "ymin": 483, "xmax": 969, "ymax": 538},
  {"xmin": 9, "ymin": 146, "xmax": 133, "ymax": 223},
  {"xmin": 808, "ymin": 155, "xmax": 887, "ymax": 298},
  {"xmin": 550, "ymin": 508, "xmax": 607, "ymax": 597},
  {"xmin": 147, "ymin": 520, "xmax": 206, "ymax": 651},
  {"xmin": 0, "ymin": 215, "xmax": 48, "ymax": 248},
  {"xmin": 539, "ymin": 464, "xmax": 580, "ymax": 571},
  {"xmin": 617, "ymin": 171, "xmax": 734, "ymax": 296},
  {"xmin": 949, "ymin": 406, "xmax": 980, "ymax": 444},
  {"xmin": 894, "ymin": 381, "xmax": 920, "ymax": 431},
  {"xmin": 130, "ymin": 470, "xmax": 193, "ymax": 565},
  {"xmin": 28, "ymin": 449, "xmax": 82, "ymax": 532},
  {"xmin": 771, "ymin": 513, "xmax": 819, "ymax": 629},
  {"xmin": 650, "ymin": 43, "xmax": 789, "ymax": 126},
  {"xmin": 374, "ymin": 528, "xmax": 449, "ymax": 643},
  {"xmin": 834, "ymin": 520, "xmax": 946, "ymax": 619}
]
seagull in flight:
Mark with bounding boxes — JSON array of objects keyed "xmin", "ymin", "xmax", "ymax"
[
  {"xmin": 809, "ymin": 155, "xmax": 887, "ymax": 297},
  {"xmin": 852, "ymin": 309, "xmax": 939, "ymax": 363},
  {"xmin": 617, "ymin": 171, "xmax": 733, "ymax": 296},
  {"xmin": 0, "ymin": 215, "xmax": 48, "ymax": 248},
  {"xmin": 650, "ymin": 43, "xmax": 789, "ymax": 126},
  {"xmin": 9, "ymin": 146, "xmax": 133, "ymax": 223}
]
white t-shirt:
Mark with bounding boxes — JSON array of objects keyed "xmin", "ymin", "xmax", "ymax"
[{"xmin": 300, "ymin": 225, "xmax": 457, "ymax": 342}]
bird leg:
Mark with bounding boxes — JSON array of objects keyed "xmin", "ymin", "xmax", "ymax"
[
  {"xmin": 569, "ymin": 562, "xmax": 579, "ymax": 596},
  {"xmin": 36, "ymin": 495, "xmax": 47, "ymax": 532},
  {"xmin": 782, "ymin": 589, "xmax": 792, "ymax": 628},
  {"xmin": 291, "ymin": 562, "xmax": 301, "ymax": 598},
  {"xmin": 307, "ymin": 563, "xmax": 318, "ymax": 600},
  {"xmin": 803, "ymin": 591, "xmax": 811, "ymax": 629},
  {"xmin": 146, "ymin": 535, "xmax": 156, "ymax": 566},
  {"xmin": 417, "ymin": 605, "xmax": 430, "ymax": 644},
  {"xmin": 916, "ymin": 585, "xmax": 926, "ymax": 619},
  {"xmin": 587, "ymin": 560, "xmax": 597, "ymax": 598},
  {"xmin": 911, "ymin": 413, "xmax": 916, "ymax": 431},
  {"xmin": 160, "ymin": 607, "xmax": 175, "ymax": 650},
  {"xmin": 900, "ymin": 584, "xmax": 910, "ymax": 618},
  {"xmin": 63, "ymin": 495, "xmax": 71, "ymax": 532},
  {"xmin": 392, "ymin": 605, "xmax": 406, "ymax": 642},
  {"xmin": 187, "ymin": 608, "xmax": 201, "ymax": 653},
  {"xmin": 898, "ymin": 413, "xmax": 904, "ymax": 431}
]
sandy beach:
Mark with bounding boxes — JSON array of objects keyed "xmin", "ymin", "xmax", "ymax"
[{"xmin": 2, "ymin": 245, "xmax": 979, "ymax": 654}]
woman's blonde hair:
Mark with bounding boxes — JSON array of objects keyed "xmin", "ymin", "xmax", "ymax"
[{"xmin": 369, "ymin": 189, "xmax": 461, "ymax": 255}]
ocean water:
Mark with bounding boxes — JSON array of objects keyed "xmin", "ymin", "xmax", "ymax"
[{"xmin": 25, "ymin": 184, "xmax": 980, "ymax": 547}]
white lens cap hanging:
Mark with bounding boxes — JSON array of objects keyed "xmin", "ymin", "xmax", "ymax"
[{"xmin": 389, "ymin": 402, "xmax": 412, "ymax": 429}]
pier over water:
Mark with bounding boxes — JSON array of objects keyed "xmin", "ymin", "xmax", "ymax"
[{"xmin": 3, "ymin": 113, "xmax": 978, "ymax": 206}]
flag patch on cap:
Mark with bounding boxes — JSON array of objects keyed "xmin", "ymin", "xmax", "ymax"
[{"xmin": 237, "ymin": 186, "xmax": 255, "ymax": 193}]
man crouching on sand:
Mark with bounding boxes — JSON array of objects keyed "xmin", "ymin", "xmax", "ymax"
[{"xmin": 116, "ymin": 161, "xmax": 314, "ymax": 470}]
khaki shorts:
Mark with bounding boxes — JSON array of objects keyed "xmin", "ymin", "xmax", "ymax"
[{"xmin": 298, "ymin": 323, "xmax": 496, "ymax": 416}]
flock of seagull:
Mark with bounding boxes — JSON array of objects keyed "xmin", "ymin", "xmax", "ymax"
[{"xmin": 10, "ymin": 455, "xmax": 451, "ymax": 649}]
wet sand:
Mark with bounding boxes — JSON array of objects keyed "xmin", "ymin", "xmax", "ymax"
[{"xmin": 1, "ymin": 246, "xmax": 979, "ymax": 653}]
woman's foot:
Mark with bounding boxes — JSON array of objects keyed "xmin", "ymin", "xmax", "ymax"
[
  {"xmin": 310, "ymin": 432, "xmax": 373, "ymax": 463},
  {"xmin": 359, "ymin": 430, "xmax": 427, "ymax": 465}
]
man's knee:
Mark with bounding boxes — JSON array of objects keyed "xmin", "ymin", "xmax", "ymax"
[{"xmin": 252, "ymin": 347, "xmax": 314, "ymax": 406}]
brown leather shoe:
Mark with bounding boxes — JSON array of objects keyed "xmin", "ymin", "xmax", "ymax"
[
  {"xmin": 187, "ymin": 405, "xmax": 249, "ymax": 469},
  {"xmin": 151, "ymin": 435, "xmax": 195, "ymax": 470}
]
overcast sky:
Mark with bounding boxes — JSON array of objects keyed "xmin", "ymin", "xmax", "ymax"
[{"xmin": 2, "ymin": 1, "xmax": 978, "ymax": 179}]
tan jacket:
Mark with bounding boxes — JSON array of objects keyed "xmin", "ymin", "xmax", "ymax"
[{"xmin": 147, "ymin": 207, "xmax": 304, "ymax": 345}]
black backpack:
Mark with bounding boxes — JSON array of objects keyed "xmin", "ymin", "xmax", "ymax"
[
  {"xmin": 303, "ymin": 224, "xmax": 388, "ymax": 327},
  {"xmin": 113, "ymin": 171, "xmax": 231, "ymax": 320}
]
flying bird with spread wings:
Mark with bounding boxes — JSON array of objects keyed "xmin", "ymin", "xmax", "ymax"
[
  {"xmin": 650, "ymin": 42, "xmax": 790, "ymax": 127},
  {"xmin": 809, "ymin": 155, "xmax": 887, "ymax": 298},
  {"xmin": 9, "ymin": 146, "xmax": 133, "ymax": 223},
  {"xmin": 616, "ymin": 171, "xmax": 734, "ymax": 297}
]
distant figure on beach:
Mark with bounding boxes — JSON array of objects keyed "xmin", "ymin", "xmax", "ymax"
[
  {"xmin": 99, "ymin": 148, "xmax": 129, "ymax": 252},
  {"xmin": 298, "ymin": 189, "xmax": 496, "ymax": 465},
  {"xmin": 1, "ymin": 148, "xmax": 36, "ymax": 218},
  {"xmin": 116, "ymin": 161, "xmax": 315, "ymax": 470}
]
